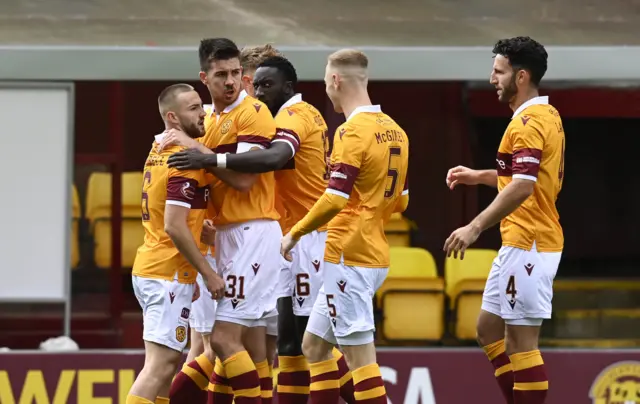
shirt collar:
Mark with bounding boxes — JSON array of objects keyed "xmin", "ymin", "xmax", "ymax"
[
  {"xmin": 277, "ymin": 93, "xmax": 303, "ymax": 115},
  {"xmin": 346, "ymin": 105, "xmax": 382, "ymax": 121},
  {"xmin": 154, "ymin": 133, "xmax": 165, "ymax": 143},
  {"xmin": 512, "ymin": 96, "xmax": 549, "ymax": 119},
  {"xmin": 212, "ymin": 90, "xmax": 248, "ymax": 116}
]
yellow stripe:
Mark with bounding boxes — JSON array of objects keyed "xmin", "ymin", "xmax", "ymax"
[
  {"xmin": 261, "ymin": 390, "xmax": 274, "ymax": 398},
  {"xmin": 494, "ymin": 363, "xmax": 513, "ymax": 377},
  {"xmin": 352, "ymin": 363, "xmax": 379, "ymax": 385},
  {"xmin": 354, "ymin": 386, "xmax": 387, "ymax": 401},
  {"xmin": 514, "ymin": 381, "xmax": 549, "ymax": 391},
  {"xmin": 214, "ymin": 358, "xmax": 227, "ymax": 378},
  {"xmin": 277, "ymin": 385, "xmax": 310, "ymax": 394},
  {"xmin": 310, "ymin": 379, "xmax": 339, "ymax": 391},
  {"xmin": 339, "ymin": 372, "xmax": 352, "ymax": 387},
  {"xmin": 195, "ymin": 354, "xmax": 214, "ymax": 378},
  {"xmin": 207, "ymin": 383, "xmax": 233, "ymax": 394},
  {"xmin": 182, "ymin": 366, "xmax": 209, "ymax": 390},
  {"xmin": 309, "ymin": 359, "xmax": 338, "ymax": 377},
  {"xmin": 255, "ymin": 360, "xmax": 270, "ymax": 379},
  {"xmin": 234, "ymin": 386, "xmax": 261, "ymax": 398},
  {"xmin": 483, "ymin": 339, "xmax": 506, "ymax": 361},
  {"xmin": 509, "ymin": 350, "xmax": 544, "ymax": 372},
  {"xmin": 331, "ymin": 347, "xmax": 343, "ymax": 360},
  {"xmin": 278, "ymin": 355, "xmax": 310, "ymax": 372}
]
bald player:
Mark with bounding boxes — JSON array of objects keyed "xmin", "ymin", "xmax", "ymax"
[
  {"xmin": 281, "ymin": 50, "xmax": 409, "ymax": 404},
  {"xmin": 126, "ymin": 84, "xmax": 225, "ymax": 404}
]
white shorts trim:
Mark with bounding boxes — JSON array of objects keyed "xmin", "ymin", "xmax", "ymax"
[
  {"xmin": 215, "ymin": 219, "xmax": 282, "ymax": 321},
  {"xmin": 189, "ymin": 255, "xmax": 218, "ymax": 334},
  {"xmin": 132, "ymin": 275, "xmax": 194, "ymax": 352},
  {"xmin": 308, "ymin": 260, "xmax": 387, "ymax": 346},
  {"xmin": 481, "ymin": 241, "xmax": 561, "ymax": 324}
]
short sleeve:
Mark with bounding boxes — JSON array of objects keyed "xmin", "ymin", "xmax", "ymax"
[
  {"xmin": 326, "ymin": 125, "xmax": 364, "ymax": 199},
  {"xmin": 510, "ymin": 117, "xmax": 545, "ymax": 182},
  {"xmin": 236, "ymin": 101, "xmax": 276, "ymax": 153},
  {"xmin": 166, "ymin": 168, "xmax": 203, "ymax": 208},
  {"xmin": 271, "ymin": 109, "xmax": 307, "ymax": 157}
]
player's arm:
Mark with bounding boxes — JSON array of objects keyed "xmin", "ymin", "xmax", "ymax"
[
  {"xmin": 393, "ymin": 175, "xmax": 410, "ymax": 213},
  {"xmin": 163, "ymin": 176, "xmax": 219, "ymax": 281},
  {"xmin": 469, "ymin": 126, "xmax": 543, "ymax": 232},
  {"xmin": 288, "ymin": 126, "xmax": 361, "ymax": 240},
  {"xmin": 447, "ymin": 166, "xmax": 497, "ymax": 189},
  {"xmin": 183, "ymin": 141, "xmax": 293, "ymax": 173}
]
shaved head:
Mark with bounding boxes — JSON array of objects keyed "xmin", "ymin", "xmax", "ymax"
[
  {"xmin": 327, "ymin": 49, "xmax": 369, "ymax": 82},
  {"xmin": 158, "ymin": 83, "xmax": 195, "ymax": 118}
]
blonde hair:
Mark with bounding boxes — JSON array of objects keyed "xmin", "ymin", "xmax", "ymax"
[
  {"xmin": 240, "ymin": 44, "xmax": 283, "ymax": 73},
  {"xmin": 328, "ymin": 49, "xmax": 368, "ymax": 69}
]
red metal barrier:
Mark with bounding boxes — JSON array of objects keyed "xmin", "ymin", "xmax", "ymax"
[{"xmin": 1, "ymin": 348, "xmax": 638, "ymax": 403}]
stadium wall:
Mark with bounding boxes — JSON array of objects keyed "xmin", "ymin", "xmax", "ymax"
[{"xmin": 0, "ymin": 349, "xmax": 638, "ymax": 404}]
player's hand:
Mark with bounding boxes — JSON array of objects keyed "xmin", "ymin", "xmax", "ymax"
[
  {"xmin": 167, "ymin": 148, "xmax": 211, "ymax": 170},
  {"xmin": 192, "ymin": 281, "xmax": 201, "ymax": 302},
  {"xmin": 446, "ymin": 166, "xmax": 478, "ymax": 190},
  {"xmin": 201, "ymin": 219, "xmax": 216, "ymax": 246},
  {"xmin": 280, "ymin": 232, "xmax": 299, "ymax": 262},
  {"xmin": 159, "ymin": 128, "xmax": 199, "ymax": 151},
  {"xmin": 203, "ymin": 272, "xmax": 225, "ymax": 300},
  {"xmin": 443, "ymin": 223, "xmax": 481, "ymax": 260}
]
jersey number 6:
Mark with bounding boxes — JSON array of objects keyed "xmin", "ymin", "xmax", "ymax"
[{"xmin": 384, "ymin": 146, "xmax": 402, "ymax": 198}]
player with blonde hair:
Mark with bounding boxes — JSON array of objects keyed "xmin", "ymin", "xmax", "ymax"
[{"xmin": 281, "ymin": 49, "xmax": 409, "ymax": 404}]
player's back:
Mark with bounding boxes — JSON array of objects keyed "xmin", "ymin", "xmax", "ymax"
[
  {"xmin": 498, "ymin": 99, "xmax": 564, "ymax": 252},
  {"xmin": 133, "ymin": 141, "xmax": 210, "ymax": 283},
  {"xmin": 201, "ymin": 92, "xmax": 279, "ymax": 226},
  {"xmin": 273, "ymin": 99, "xmax": 329, "ymax": 233},
  {"xmin": 326, "ymin": 107, "xmax": 409, "ymax": 268}
]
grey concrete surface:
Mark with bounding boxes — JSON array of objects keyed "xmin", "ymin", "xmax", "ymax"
[{"xmin": 1, "ymin": 0, "xmax": 639, "ymax": 46}]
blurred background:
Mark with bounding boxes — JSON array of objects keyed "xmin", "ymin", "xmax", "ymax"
[{"xmin": 1, "ymin": 0, "xmax": 640, "ymax": 403}]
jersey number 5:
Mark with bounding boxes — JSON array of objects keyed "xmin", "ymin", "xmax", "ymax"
[
  {"xmin": 141, "ymin": 171, "xmax": 152, "ymax": 221},
  {"xmin": 384, "ymin": 146, "xmax": 402, "ymax": 198}
]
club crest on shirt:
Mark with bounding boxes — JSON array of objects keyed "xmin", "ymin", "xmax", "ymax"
[
  {"xmin": 175, "ymin": 326, "xmax": 187, "ymax": 342},
  {"xmin": 220, "ymin": 119, "xmax": 233, "ymax": 135}
]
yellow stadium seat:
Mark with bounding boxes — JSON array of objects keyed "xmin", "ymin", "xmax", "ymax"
[
  {"xmin": 85, "ymin": 172, "xmax": 145, "ymax": 268},
  {"xmin": 377, "ymin": 247, "xmax": 445, "ymax": 341},
  {"xmin": 71, "ymin": 185, "xmax": 81, "ymax": 269},
  {"xmin": 445, "ymin": 249, "xmax": 497, "ymax": 340},
  {"xmin": 384, "ymin": 213, "xmax": 411, "ymax": 247}
]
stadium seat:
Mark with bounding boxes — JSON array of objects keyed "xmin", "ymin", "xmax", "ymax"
[
  {"xmin": 384, "ymin": 212, "xmax": 411, "ymax": 247},
  {"xmin": 445, "ymin": 249, "xmax": 497, "ymax": 340},
  {"xmin": 71, "ymin": 185, "xmax": 81, "ymax": 269},
  {"xmin": 377, "ymin": 247, "xmax": 445, "ymax": 341},
  {"xmin": 85, "ymin": 172, "xmax": 145, "ymax": 268}
]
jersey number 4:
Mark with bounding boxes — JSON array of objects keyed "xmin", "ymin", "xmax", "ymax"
[
  {"xmin": 141, "ymin": 171, "xmax": 152, "ymax": 221},
  {"xmin": 384, "ymin": 146, "xmax": 402, "ymax": 198}
]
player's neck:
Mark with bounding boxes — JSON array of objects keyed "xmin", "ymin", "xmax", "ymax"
[
  {"xmin": 340, "ymin": 92, "xmax": 373, "ymax": 120},
  {"xmin": 211, "ymin": 92, "xmax": 238, "ymax": 116},
  {"xmin": 510, "ymin": 89, "xmax": 540, "ymax": 114}
]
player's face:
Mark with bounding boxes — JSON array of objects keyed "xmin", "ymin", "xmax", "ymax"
[
  {"xmin": 199, "ymin": 58, "xmax": 242, "ymax": 106},
  {"xmin": 324, "ymin": 63, "xmax": 342, "ymax": 113},
  {"xmin": 242, "ymin": 69, "xmax": 256, "ymax": 97},
  {"xmin": 490, "ymin": 55, "xmax": 518, "ymax": 103},
  {"xmin": 253, "ymin": 66, "xmax": 290, "ymax": 116},
  {"xmin": 172, "ymin": 91, "xmax": 206, "ymax": 138}
]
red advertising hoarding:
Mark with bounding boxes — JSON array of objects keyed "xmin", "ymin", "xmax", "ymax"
[{"xmin": 0, "ymin": 348, "xmax": 638, "ymax": 404}]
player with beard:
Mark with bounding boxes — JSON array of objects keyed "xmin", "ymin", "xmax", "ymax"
[
  {"xmin": 126, "ymin": 84, "xmax": 225, "ymax": 404},
  {"xmin": 168, "ymin": 56, "xmax": 358, "ymax": 404},
  {"xmin": 444, "ymin": 37, "xmax": 564, "ymax": 404},
  {"xmin": 161, "ymin": 38, "xmax": 281, "ymax": 404}
]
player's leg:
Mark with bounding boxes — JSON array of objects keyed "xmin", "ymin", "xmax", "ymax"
[
  {"xmin": 277, "ymin": 297, "xmax": 310, "ymax": 404},
  {"xmin": 502, "ymin": 246, "xmax": 560, "ymax": 404},
  {"xmin": 243, "ymin": 323, "xmax": 272, "ymax": 404},
  {"xmin": 477, "ymin": 252, "xmax": 513, "ymax": 404},
  {"xmin": 171, "ymin": 270, "xmax": 218, "ymax": 403},
  {"xmin": 263, "ymin": 317, "xmax": 278, "ymax": 404},
  {"xmin": 127, "ymin": 277, "xmax": 192, "ymax": 403},
  {"xmin": 328, "ymin": 263, "xmax": 389, "ymax": 404}
]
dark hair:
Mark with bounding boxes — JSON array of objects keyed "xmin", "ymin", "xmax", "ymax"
[
  {"xmin": 257, "ymin": 56, "xmax": 298, "ymax": 87},
  {"xmin": 492, "ymin": 36, "xmax": 548, "ymax": 87},
  {"xmin": 198, "ymin": 38, "xmax": 240, "ymax": 71}
]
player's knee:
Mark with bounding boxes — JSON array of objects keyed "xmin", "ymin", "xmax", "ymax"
[
  {"xmin": 301, "ymin": 332, "xmax": 332, "ymax": 363},
  {"xmin": 476, "ymin": 310, "xmax": 505, "ymax": 347},
  {"xmin": 210, "ymin": 326, "xmax": 244, "ymax": 358},
  {"xmin": 277, "ymin": 335, "xmax": 302, "ymax": 357}
]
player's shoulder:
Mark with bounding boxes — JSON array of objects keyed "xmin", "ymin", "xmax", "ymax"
[{"xmin": 239, "ymin": 94, "xmax": 271, "ymax": 118}]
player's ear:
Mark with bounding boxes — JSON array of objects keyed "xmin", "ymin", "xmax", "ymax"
[
  {"xmin": 199, "ymin": 71, "xmax": 208, "ymax": 86},
  {"xmin": 166, "ymin": 111, "xmax": 178, "ymax": 125},
  {"xmin": 517, "ymin": 69, "xmax": 527, "ymax": 85},
  {"xmin": 332, "ymin": 73, "xmax": 340, "ymax": 89}
]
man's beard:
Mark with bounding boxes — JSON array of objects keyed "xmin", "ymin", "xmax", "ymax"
[{"xmin": 500, "ymin": 76, "xmax": 518, "ymax": 103}]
